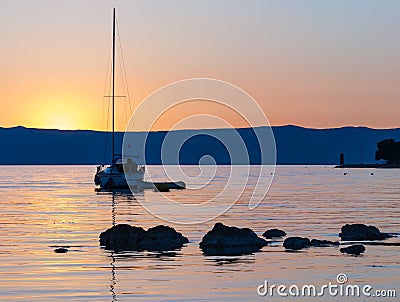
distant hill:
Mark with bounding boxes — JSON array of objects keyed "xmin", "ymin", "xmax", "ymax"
[{"xmin": 1, "ymin": 125, "xmax": 400, "ymax": 165}]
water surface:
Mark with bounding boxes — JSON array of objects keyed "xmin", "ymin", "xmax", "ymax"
[{"xmin": 0, "ymin": 166, "xmax": 398, "ymax": 301}]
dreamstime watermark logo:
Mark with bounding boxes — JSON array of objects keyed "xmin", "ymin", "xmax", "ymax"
[
  {"xmin": 257, "ymin": 273, "xmax": 397, "ymax": 298},
  {"xmin": 123, "ymin": 78, "xmax": 276, "ymax": 224}
]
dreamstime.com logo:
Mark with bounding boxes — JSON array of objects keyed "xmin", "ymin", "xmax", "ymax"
[
  {"xmin": 122, "ymin": 78, "xmax": 276, "ymax": 224},
  {"xmin": 257, "ymin": 273, "xmax": 397, "ymax": 298}
]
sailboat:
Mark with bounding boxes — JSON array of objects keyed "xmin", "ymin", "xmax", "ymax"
[{"xmin": 94, "ymin": 8, "xmax": 145, "ymax": 189}]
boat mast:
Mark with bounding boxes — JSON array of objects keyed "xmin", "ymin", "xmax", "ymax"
[{"xmin": 112, "ymin": 8, "xmax": 116, "ymax": 162}]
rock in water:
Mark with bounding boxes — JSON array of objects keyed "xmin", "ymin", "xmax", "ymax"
[
  {"xmin": 283, "ymin": 237, "xmax": 310, "ymax": 250},
  {"xmin": 310, "ymin": 239, "xmax": 339, "ymax": 247},
  {"xmin": 199, "ymin": 222, "xmax": 267, "ymax": 256},
  {"xmin": 99, "ymin": 224, "xmax": 189, "ymax": 252},
  {"xmin": 140, "ymin": 225, "xmax": 189, "ymax": 251},
  {"xmin": 262, "ymin": 228, "xmax": 287, "ymax": 239},
  {"xmin": 339, "ymin": 224, "xmax": 393, "ymax": 241},
  {"xmin": 54, "ymin": 248, "xmax": 68, "ymax": 253},
  {"xmin": 340, "ymin": 244, "xmax": 366, "ymax": 255},
  {"xmin": 100, "ymin": 224, "xmax": 146, "ymax": 252}
]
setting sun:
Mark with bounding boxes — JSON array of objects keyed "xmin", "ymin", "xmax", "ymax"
[
  {"xmin": 30, "ymin": 94, "xmax": 90, "ymax": 130},
  {"xmin": 46, "ymin": 113, "xmax": 75, "ymax": 130}
]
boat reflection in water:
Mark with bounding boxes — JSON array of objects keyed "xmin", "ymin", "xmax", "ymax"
[{"xmin": 96, "ymin": 189, "xmax": 181, "ymax": 301}]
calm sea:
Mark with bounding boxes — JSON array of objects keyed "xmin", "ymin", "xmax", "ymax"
[{"xmin": 0, "ymin": 165, "xmax": 398, "ymax": 301}]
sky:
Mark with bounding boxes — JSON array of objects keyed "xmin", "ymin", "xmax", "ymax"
[{"xmin": 1, "ymin": 0, "xmax": 399, "ymax": 131}]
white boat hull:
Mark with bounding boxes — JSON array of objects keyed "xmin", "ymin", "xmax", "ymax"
[{"xmin": 95, "ymin": 166, "xmax": 146, "ymax": 189}]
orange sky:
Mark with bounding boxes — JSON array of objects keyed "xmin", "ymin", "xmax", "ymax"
[{"xmin": 1, "ymin": 0, "xmax": 399, "ymax": 131}]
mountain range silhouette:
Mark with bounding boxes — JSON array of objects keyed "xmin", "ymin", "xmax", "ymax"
[{"xmin": 1, "ymin": 125, "xmax": 399, "ymax": 165}]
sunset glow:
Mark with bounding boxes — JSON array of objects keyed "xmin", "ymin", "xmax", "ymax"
[{"xmin": 1, "ymin": 0, "xmax": 399, "ymax": 131}]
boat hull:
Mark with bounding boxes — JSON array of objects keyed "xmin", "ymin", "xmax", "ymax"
[{"xmin": 95, "ymin": 170, "xmax": 145, "ymax": 189}]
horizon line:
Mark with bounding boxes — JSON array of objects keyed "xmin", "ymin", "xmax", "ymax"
[{"xmin": 2, "ymin": 124, "xmax": 400, "ymax": 132}]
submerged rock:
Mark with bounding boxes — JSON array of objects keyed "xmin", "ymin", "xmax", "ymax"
[
  {"xmin": 283, "ymin": 237, "xmax": 310, "ymax": 250},
  {"xmin": 262, "ymin": 228, "xmax": 287, "ymax": 239},
  {"xmin": 339, "ymin": 224, "xmax": 393, "ymax": 241},
  {"xmin": 347, "ymin": 241, "xmax": 400, "ymax": 246},
  {"xmin": 310, "ymin": 239, "xmax": 339, "ymax": 247},
  {"xmin": 99, "ymin": 224, "xmax": 188, "ymax": 252},
  {"xmin": 340, "ymin": 244, "xmax": 365, "ymax": 255},
  {"xmin": 199, "ymin": 222, "xmax": 267, "ymax": 256}
]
